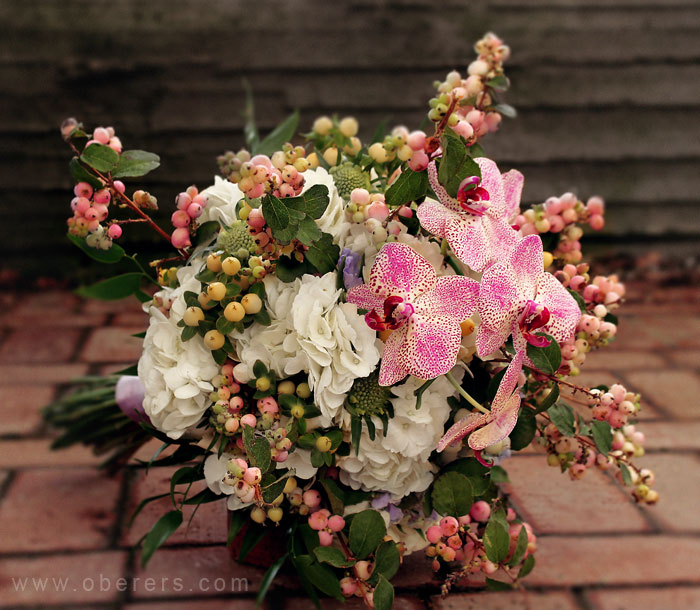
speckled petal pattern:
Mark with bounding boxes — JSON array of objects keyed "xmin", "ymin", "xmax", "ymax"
[
  {"xmin": 346, "ymin": 283, "xmax": 386, "ymax": 313},
  {"xmin": 444, "ymin": 213, "xmax": 487, "ymax": 271},
  {"xmin": 468, "ymin": 391, "xmax": 521, "ymax": 450},
  {"xmin": 535, "ymin": 272, "xmax": 581, "ymax": 342},
  {"xmin": 437, "ymin": 411, "xmax": 490, "ymax": 452},
  {"xmin": 401, "ymin": 314, "xmax": 462, "ymax": 380},
  {"xmin": 378, "ymin": 325, "xmax": 409, "ymax": 386},
  {"xmin": 501, "ymin": 169, "xmax": 525, "ymax": 220},
  {"xmin": 416, "ymin": 197, "xmax": 456, "ymax": 237},
  {"xmin": 368, "ymin": 242, "xmax": 436, "ymax": 301},
  {"xmin": 414, "ymin": 276, "xmax": 479, "ymax": 321}
]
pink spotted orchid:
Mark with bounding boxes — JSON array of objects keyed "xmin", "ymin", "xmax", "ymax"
[
  {"xmin": 437, "ymin": 350, "xmax": 524, "ymax": 453},
  {"xmin": 416, "ymin": 157, "xmax": 524, "ymax": 272},
  {"xmin": 347, "ymin": 242, "xmax": 479, "ymax": 386},
  {"xmin": 476, "ymin": 234, "xmax": 581, "ymax": 358}
]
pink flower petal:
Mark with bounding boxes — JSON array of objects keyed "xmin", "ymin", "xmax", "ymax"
[
  {"xmin": 475, "ymin": 157, "xmax": 507, "ymax": 218},
  {"xmin": 414, "ymin": 276, "xmax": 479, "ymax": 321},
  {"xmin": 492, "ymin": 350, "xmax": 524, "ymax": 412},
  {"xmin": 508, "ymin": 235, "xmax": 544, "ymax": 296},
  {"xmin": 400, "ymin": 313, "xmax": 462, "ymax": 380},
  {"xmin": 501, "ymin": 169, "xmax": 524, "ymax": 220},
  {"xmin": 416, "ymin": 198, "xmax": 458, "ymax": 237},
  {"xmin": 535, "ymin": 272, "xmax": 581, "ymax": 343},
  {"xmin": 444, "ymin": 213, "xmax": 488, "ymax": 271},
  {"xmin": 378, "ymin": 325, "xmax": 409, "ymax": 386},
  {"xmin": 437, "ymin": 411, "xmax": 490, "ymax": 452},
  {"xmin": 476, "ymin": 325, "xmax": 510, "ymax": 358},
  {"xmin": 427, "ymin": 161, "xmax": 462, "ymax": 213},
  {"xmin": 477, "ymin": 261, "xmax": 521, "ymax": 333},
  {"xmin": 346, "ymin": 283, "xmax": 385, "ymax": 313},
  {"xmin": 483, "ymin": 215, "xmax": 521, "ymax": 266},
  {"xmin": 368, "ymin": 242, "xmax": 436, "ymax": 302},
  {"xmin": 468, "ymin": 392, "xmax": 521, "ymax": 450}
]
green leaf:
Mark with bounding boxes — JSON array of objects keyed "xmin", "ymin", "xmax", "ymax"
[
  {"xmin": 486, "ymin": 577, "xmax": 513, "ymax": 591},
  {"xmin": 604, "ymin": 312, "xmax": 619, "ymax": 325},
  {"xmin": 568, "ymin": 289, "xmax": 587, "ymax": 313},
  {"xmin": 313, "ymin": 546, "xmax": 354, "ymax": 568},
  {"xmin": 438, "ymin": 128, "xmax": 481, "ymax": 197},
  {"xmin": 533, "ymin": 384, "xmax": 560, "ymax": 414},
  {"xmin": 507, "ymin": 524, "xmax": 529, "ymax": 567},
  {"xmin": 67, "ymin": 233, "xmax": 125, "ymax": 264},
  {"xmin": 548, "ymin": 402, "xmax": 576, "ymax": 437},
  {"xmin": 69, "ymin": 157, "xmax": 102, "ymax": 189},
  {"xmin": 238, "ymin": 523, "xmax": 267, "ymax": 562},
  {"xmin": 255, "ymin": 111, "xmax": 300, "ymax": 157},
  {"xmin": 75, "ymin": 272, "xmax": 143, "ymax": 301},
  {"xmin": 216, "ymin": 316, "xmax": 236, "ymax": 335},
  {"xmin": 262, "ymin": 195, "xmax": 290, "ymax": 232},
  {"xmin": 483, "ymin": 518, "xmax": 510, "ymax": 564},
  {"xmin": 241, "ymin": 78, "xmax": 259, "ymax": 152},
  {"xmin": 195, "ymin": 220, "xmax": 220, "ymax": 247},
  {"xmin": 305, "ymin": 232, "xmax": 340, "ymax": 275},
  {"xmin": 490, "ymin": 465, "xmax": 510, "ymax": 483},
  {"xmin": 285, "ymin": 184, "xmax": 330, "ymax": 220},
  {"xmin": 296, "ymin": 215, "xmax": 323, "ymax": 246},
  {"xmin": 432, "ymin": 471, "xmax": 473, "ymax": 518},
  {"xmin": 256, "ymin": 552, "xmax": 287, "ymax": 608},
  {"xmin": 140, "ymin": 510, "xmax": 182, "ymax": 567},
  {"xmin": 275, "ymin": 254, "xmax": 316, "ymax": 282},
  {"xmin": 372, "ymin": 540, "xmax": 400, "ymax": 581},
  {"xmin": 495, "ymin": 103, "xmax": 517, "ymax": 118},
  {"xmin": 351, "ymin": 416, "xmax": 362, "ymax": 456},
  {"xmin": 486, "ymin": 75, "xmax": 509, "ymax": 91},
  {"xmin": 591, "ymin": 420, "xmax": 613, "ymax": 456},
  {"xmin": 113, "ymin": 150, "xmax": 160, "ymax": 178},
  {"xmin": 384, "ymin": 168, "xmax": 428, "ymax": 206},
  {"xmin": 526, "ymin": 335, "xmax": 562, "ymax": 374},
  {"xmin": 261, "ymin": 475, "xmax": 290, "ymax": 504},
  {"xmin": 509, "ymin": 410, "xmax": 537, "ymax": 451},
  {"xmin": 373, "ymin": 575, "xmax": 394, "ymax": 610},
  {"xmin": 619, "ymin": 462, "xmax": 633, "ymax": 486},
  {"xmin": 80, "ymin": 143, "xmax": 119, "ymax": 173},
  {"xmin": 228, "ymin": 510, "xmax": 247, "ymax": 546},
  {"xmin": 348, "ymin": 510, "xmax": 386, "ymax": 559},
  {"xmin": 518, "ymin": 554, "xmax": 535, "ymax": 579},
  {"xmin": 294, "ymin": 555, "xmax": 343, "ymax": 600}
]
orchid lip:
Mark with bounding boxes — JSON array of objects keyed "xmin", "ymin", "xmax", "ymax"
[
  {"xmin": 457, "ymin": 176, "xmax": 490, "ymax": 217},
  {"xmin": 519, "ymin": 300, "xmax": 552, "ymax": 346},
  {"xmin": 365, "ymin": 295, "xmax": 415, "ymax": 332}
]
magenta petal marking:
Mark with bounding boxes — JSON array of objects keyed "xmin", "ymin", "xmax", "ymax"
[
  {"xmin": 475, "ymin": 157, "xmax": 507, "ymax": 219},
  {"xmin": 368, "ymin": 242, "xmax": 436, "ymax": 302},
  {"xmin": 508, "ymin": 235, "xmax": 544, "ymax": 294},
  {"xmin": 468, "ymin": 392, "xmax": 521, "ymax": 450},
  {"xmin": 501, "ymin": 169, "xmax": 524, "ymax": 220},
  {"xmin": 535, "ymin": 272, "xmax": 582, "ymax": 343},
  {"xmin": 401, "ymin": 314, "xmax": 462, "ymax": 381},
  {"xmin": 437, "ymin": 411, "xmax": 489, "ymax": 452},
  {"xmin": 416, "ymin": 198, "xmax": 456, "ymax": 237},
  {"xmin": 346, "ymin": 283, "xmax": 385, "ymax": 313},
  {"xmin": 378, "ymin": 325, "xmax": 409, "ymax": 386},
  {"xmin": 445, "ymin": 213, "xmax": 488, "ymax": 272},
  {"xmin": 414, "ymin": 276, "xmax": 479, "ymax": 321},
  {"xmin": 473, "ymin": 449, "xmax": 495, "ymax": 468},
  {"xmin": 477, "ymin": 262, "xmax": 521, "ymax": 334}
]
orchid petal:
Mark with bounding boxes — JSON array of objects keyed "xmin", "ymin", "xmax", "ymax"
[
  {"xmin": 483, "ymin": 215, "xmax": 521, "ymax": 266},
  {"xmin": 378, "ymin": 325, "xmax": 409, "ymax": 386},
  {"xmin": 535, "ymin": 272, "xmax": 582, "ymax": 343},
  {"xmin": 346, "ymin": 283, "xmax": 385, "ymax": 313},
  {"xmin": 492, "ymin": 350, "xmax": 525, "ymax": 412},
  {"xmin": 414, "ymin": 276, "xmax": 479, "ymax": 321},
  {"xmin": 437, "ymin": 411, "xmax": 490, "ymax": 452},
  {"xmin": 427, "ymin": 161, "xmax": 462, "ymax": 212},
  {"xmin": 501, "ymin": 169, "xmax": 524, "ymax": 220},
  {"xmin": 416, "ymin": 198, "xmax": 457, "ymax": 237},
  {"xmin": 476, "ymin": 325, "xmax": 511, "ymax": 358},
  {"xmin": 368, "ymin": 242, "xmax": 436, "ymax": 302},
  {"xmin": 400, "ymin": 313, "xmax": 462, "ymax": 381},
  {"xmin": 509, "ymin": 235, "xmax": 544, "ymax": 296},
  {"xmin": 444, "ymin": 213, "xmax": 488, "ymax": 272},
  {"xmin": 468, "ymin": 391, "xmax": 521, "ymax": 450},
  {"xmin": 477, "ymin": 261, "xmax": 521, "ymax": 332},
  {"xmin": 475, "ymin": 157, "xmax": 507, "ymax": 218}
]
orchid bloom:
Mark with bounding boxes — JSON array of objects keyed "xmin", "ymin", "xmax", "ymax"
[
  {"xmin": 415, "ymin": 157, "xmax": 524, "ymax": 272},
  {"xmin": 437, "ymin": 350, "xmax": 524, "ymax": 453},
  {"xmin": 476, "ymin": 234, "xmax": 581, "ymax": 358},
  {"xmin": 346, "ymin": 242, "xmax": 479, "ymax": 386}
]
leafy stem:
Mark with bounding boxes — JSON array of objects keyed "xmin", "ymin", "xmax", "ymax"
[{"xmin": 445, "ymin": 371, "xmax": 490, "ymax": 415}]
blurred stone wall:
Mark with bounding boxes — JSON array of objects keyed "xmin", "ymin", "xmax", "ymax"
[{"xmin": 1, "ymin": 0, "xmax": 699, "ymax": 277}]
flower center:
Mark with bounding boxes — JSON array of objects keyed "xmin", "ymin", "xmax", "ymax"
[
  {"xmin": 518, "ymin": 300, "xmax": 552, "ymax": 347},
  {"xmin": 457, "ymin": 176, "xmax": 490, "ymax": 216},
  {"xmin": 365, "ymin": 295, "xmax": 415, "ymax": 331}
]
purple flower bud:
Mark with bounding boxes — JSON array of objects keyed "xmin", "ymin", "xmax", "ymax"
[{"xmin": 115, "ymin": 376, "xmax": 150, "ymax": 424}]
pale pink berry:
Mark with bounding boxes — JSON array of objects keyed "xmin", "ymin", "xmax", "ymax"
[
  {"xmin": 354, "ymin": 560, "xmax": 373, "ymax": 580},
  {"xmin": 484, "ymin": 112, "xmax": 502, "ymax": 132},
  {"xmin": 73, "ymin": 182, "xmax": 93, "ymax": 199},
  {"xmin": 74, "ymin": 197, "xmax": 91, "ymax": 215},
  {"xmin": 240, "ymin": 413, "xmax": 257, "ymax": 428},
  {"xmin": 93, "ymin": 127, "xmax": 110, "ymax": 144},
  {"xmin": 350, "ymin": 188, "xmax": 370, "ymax": 206},
  {"xmin": 367, "ymin": 201, "xmax": 390, "ymax": 221},
  {"xmin": 426, "ymin": 525, "xmax": 442, "ymax": 544},
  {"xmin": 447, "ymin": 535, "xmax": 462, "ymax": 549},
  {"xmin": 587, "ymin": 196, "xmax": 605, "ymax": 215},
  {"xmin": 84, "ymin": 207, "xmax": 99, "ymax": 221},
  {"xmin": 171, "ymin": 210, "xmax": 191, "ymax": 228},
  {"xmin": 308, "ymin": 511, "xmax": 328, "ymax": 531},
  {"xmin": 340, "ymin": 577, "xmax": 357, "ymax": 597},
  {"xmin": 93, "ymin": 189, "xmax": 110, "ymax": 204},
  {"xmin": 112, "ymin": 180, "xmax": 125, "ymax": 194},
  {"xmin": 107, "ymin": 224, "xmax": 122, "ymax": 239},
  {"xmin": 93, "ymin": 204, "xmax": 109, "ymax": 221},
  {"xmin": 470, "ymin": 500, "xmax": 491, "ymax": 522},
  {"xmin": 589, "ymin": 214, "xmax": 605, "ymax": 230},
  {"xmin": 109, "ymin": 137, "xmax": 122, "ymax": 153},
  {"xmin": 506, "ymin": 508, "xmax": 517, "ymax": 521},
  {"xmin": 328, "ymin": 515, "xmax": 345, "ymax": 532},
  {"xmin": 610, "ymin": 384, "xmax": 626, "ymax": 403},
  {"xmin": 303, "ymin": 489, "xmax": 321, "ymax": 509},
  {"xmin": 548, "ymin": 215, "xmax": 566, "ymax": 232},
  {"xmin": 439, "ymin": 516, "xmax": 459, "ymax": 537},
  {"xmin": 274, "ymin": 450, "xmax": 289, "ymax": 462},
  {"xmin": 177, "ymin": 192, "xmax": 192, "ymax": 210},
  {"xmin": 257, "ymin": 396, "xmax": 278, "ymax": 415},
  {"xmin": 408, "ymin": 149, "xmax": 429, "ymax": 172},
  {"xmin": 247, "ymin": 183, "xmax": 266, "ymax": 199},
  {"xmin": 243, "ymin": 466, "xmax": 262, "ymax": 485},
  {"xmin": 453, "ymin": 120, "xmax": 474, "ymax": 140},
  {"xmin": 229, "ymin": 396, "xmax": 244, "ymax": 412},
  {"xmin": 248, "ymin": 208, "xmax": 265, "ymax": 229},
  {"xmin": 441, "ymin": 547, "xmax": 456, "ymax": 562},
  {"xmin": 608, "ymin": 410, "xmax": 627, "ymax": 428},
  {"xmin": 458, "ymin": 515, "xmax": 471, "ymax": 526},
  {"xmin": 187, "ymin": 203, "xmax": 203, "ymax": 218}
]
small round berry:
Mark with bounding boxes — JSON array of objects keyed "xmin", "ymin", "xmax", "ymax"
[
  {"xmin": 241, "ymin": 293, "xmax": 263, "ymax": 314},
  {"xmin": 183, "ymin": 306, "xmax": 205, "ymax": 327},
  {"xmin": 206, "ymin": 253, "xmax": 222, "ymax": 272},
  {"xmin": 469, "ymin": 500, "xmax": 491, "ymax": 522},
  {"xmin": 243, "ymin": 467, "xmax": 262, "ymax": 485},
  {"xmin": 250, "ymin": 507, "xmax": 266, "ymax": 524},
  {"xmin": 339, "ymin": 117, "xmax": 359, "ymax": 137},
  {"xmin": 327, "ymin": 515, "xmax": 345, "ymax": 532},
  {"xmin": 222, "ymin": 256, "xmax": 242, "ymax": 275},
  {"xmin": 313, "ymin": 116, "xmax": 333, "ymax": 135},
  {"xmin": 256, "ymin": 376, "xmax": 271, "ymax": 392},
  {"xmin": 315, "ymin": 436, "xmax": 332, "ymax": 453},
  {"xmin": 277, "ymin": 380, "xmax": 295, "ymax": 395},
  {"xmin": 267, "ymin": 507, "xmax": 283, "ymax": 523},
  {"xmin": 302, "ymin": 489, "xmax": 321, "ymax": 508},
  {"xmin": 318, "ymin": 530, "xmax": 334, "ymax": 546},
  {"xmin": 290, "ymin": 404, "xmax": 305, "ymax": 419},
  {"xmin": 224, "ymin": 417, "xmax": 239, "ymax": 433},
  {"xmin": 224, "ymin": 301, "xmax": 246, "ymax": 322},
  {"xmin": 283, "ymin": 477, "xmax": 298, "ymax": 494},
  {"xmin": 426, "ymin": 525, "xmax": 442, "ymax": 544},
  {"xmin": 354, "ymin": 560, "xmax": 373, "ymax": 580},
  {"xmin": 107, "ymin": 224, "xmax": 122, "ymax": 239},
  {"xmin": 296, "ymin": 382, "xmax": 311, "ymax": 399},
  {"xmin": 340, "ymin": 577, "xmax": 357, "ymax": 597},
  {"xmin": 207, "ymin": 282, "xmax": 227, "ymax": 301},
  {"xmin": 240, "ymin": 413, "xmax": 257, "ymax": 428},
  {"xmin": 204, "ymin": 329, "xmax": 225, "ymax": 350}
]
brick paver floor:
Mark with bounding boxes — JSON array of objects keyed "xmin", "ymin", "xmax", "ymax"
[{"xmin": 0, "ymin": 283, "xmax": 699, "ymax": 609}]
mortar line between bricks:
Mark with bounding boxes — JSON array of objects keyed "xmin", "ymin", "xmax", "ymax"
[
  {"xmin": 0, "ymin": 469, "xmax": 16, "ymax": 504},
  {"xmin": 572, "ymin": 586, "xmax": 597, "ymax": 610}
]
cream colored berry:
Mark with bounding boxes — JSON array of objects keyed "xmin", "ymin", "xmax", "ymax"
[
  {"xmin": 183, "ymin": 306, "xmax": 204, "ymax": 327},
  {"xmin": 207, "ymin": 282, "xmax": 226, "ymax": 301},
  {"xmin": 222, "ymin": 256, "xmax": 241, "ymax": 276},
  {"xmin": 267, "ymin": 507, "xmax": 283, "ymax": 522},
  {"xmin": 204, "ymin": 329, "xmax": 225, "ymax": 350},
  {"xmin": 339, "ymin": 117, "xmax": 359, "ymax": 137},
  {"xmin": 323, "ymin": 147, "xmax": 341, "ymax": 167},
  {"xmin": 296, "ymin": 382, "xmax": 311, "ymax": 399},
  {"xmin": 316, "ymin": 436, "xmax": 332, "ymax": 453},
  {"xmin": 277, "ymin": 380, "xmax": 295, "ymax": 395},
  {"xmin": 224, "ymin": 301, "xmax": 245, "ymax": 322},
  {"xmin": 198, "ymin": 292, "xmax": 215, "ymax": 310},
  {"xmin": 206, "ymin": 253, "xmax": 222, "ymax": 272},
  {"xmin": 241, "ymin": 293, "xmax": 263, "ymax": 314},
  {"xmin": 313, "ymin": 116, "xmax": 333, "ymax": 135}
]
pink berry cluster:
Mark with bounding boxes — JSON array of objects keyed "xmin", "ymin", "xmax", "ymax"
[
  {"xmin": 542, "ymin": 429, "xmax": 595, "ymax": 480},
  {"xmin": 588, "ymin": 383, "xmax": 642, "ymax": 429},
  {"xmin": 425, "ymin": 502, "xmax": 536, "ymax": 577},
  {"xmin": 514, "ymin": 194, "xmax": 605, "ymax": 264},
  {"xmin": 85, "ymin": 125, "xmax": 122, "ymax": 153},
  {"xmin": 171, "ymin": 185, "xmax": 209, "ymax": 249},
  {"xmin": 367, "ymin": 125, "xmax": 429, "ymax": 169},
  {"xmin": 308, "ymin": 508, "xmax": 346, "ymax": 546},
  {"xmin": 67, "ymin": 180, "xmax": 125, "ymax": 249},
  {"xmin": 223, "ymin": 456, "xmax": 262, "ymax": 503},
  {"xmin": 218, "ymin": 149, "xmax": 308, "ymax": 200}
]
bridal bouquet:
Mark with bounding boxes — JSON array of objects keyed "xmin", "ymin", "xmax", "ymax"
[{"xmin": 45, "ymin": 33, "xmax": 658, "ymax": 609}]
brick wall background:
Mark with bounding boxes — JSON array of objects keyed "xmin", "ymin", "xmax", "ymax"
[{"xmin": 1, "ymin": 0, "xmax": 699, "ymax": 278}]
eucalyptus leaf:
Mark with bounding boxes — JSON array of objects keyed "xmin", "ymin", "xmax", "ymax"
[
  {"xmin": 75, "ymin": 272, "xmax": 143, "ymax": 301},
  {"xmin": 81, "ymin": 143, "xmax": 119, "ymax": 173},
  {"xmin": 385, "ymin": 168, "xmax": 428, "ymax": 206},
  {"xmin": 113, "ymin": 150, "xmax": 160, "ymax": 178}
]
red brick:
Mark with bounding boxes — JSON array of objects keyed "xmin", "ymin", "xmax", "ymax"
[
  {"xmin": 0, "ymin": 312, "xmax": 107, "ymax": 328},
  {"xmin": 0, "ymin": 439, "xmax": 102, "ymax": 468},
  {"xmin": 125, "ymin": 601, "xmax": 259, "ymax": 610},
  {"xmin": 112, "ymin": 311, "xmax": 148, "ymax": 327},
  {"xmin": 80, "ymin": 327, "xmax": 144, "ymax": 363},
  {"xmin": 20, "ymin": 291, "xmax": 81, "ymax": 312},
  {"xmin": 669, "ymin": 349, "xmax": 700, "ymax": 369},
  {"xmin": 0, "ymin": 363, "xmax": 89, "ymax": 384},
  {"xmin": 0, "ymin": 468, "xmax": 121, "ymax": 552},
  {"xmin": 0, "ymin": 327, "xmax": 83, "ymax": 363},
  {"xmin": 123, "ymin": 466, "xmax": 228, "ymax": 546},
  {"xmin": 638, "ymin": 421, "xmax": 700, "ymax": 451},
  {"xmin": 588, "ymin": 586, "xmax": 700, "ymax": 610},
  {"xmin": 0, "ymin": 385, "xmax": 54, "ymax": 435},
  {"xmin": 623, "ymin": 370, "xmax": 700, "ymax": 418},
  {"xmin": 82, "ymin": 295, "xmax": 142, "ymax": 314},
  {"xmin": 528, "ymin": 535, "xmax": 700, "ymax": 586},
  {"xmin": 432, "ymin": 590, "xmax": 579, "ymax": 610},
  {"xmin": 584, "ymin": 350, "xmax": 666, "ymax": 371},
  {"xmin": 0, "ymin": 551, "xmax": 125, "ymax": 606},
  {"xmin": 503, "ymin": 457, "xmax": 650, "ymax": 534},
  {"xmin": 286, "ymin": 596, "xmax": 426, "ymax": 610},
  {"xmin": 637, "ymin": 454, "xmax": 700, "ymax": 533},
  {"xmin": 612, "ymin": 315, "xmax": 700, "ymax": 350},
  {"xmin": 132, "ymin": 546, "xmax": 264, "ymax": 598}
]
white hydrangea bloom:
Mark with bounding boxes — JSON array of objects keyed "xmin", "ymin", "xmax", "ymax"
[
  {"xmin": 301, "ymin": 167, "xmax": 351, "ymax": 246},
  {"xmin": 232, "ymin": 272, "xmax": 380, "ymax": 425},
  {"xmin": 199, "ymin": 176, "xmax": 245, "ymax": 226}
]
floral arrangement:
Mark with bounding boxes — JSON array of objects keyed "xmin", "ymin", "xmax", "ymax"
[{"xmin": 45, "ymin": 33, "xmax": 658, "ymax": 609}]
